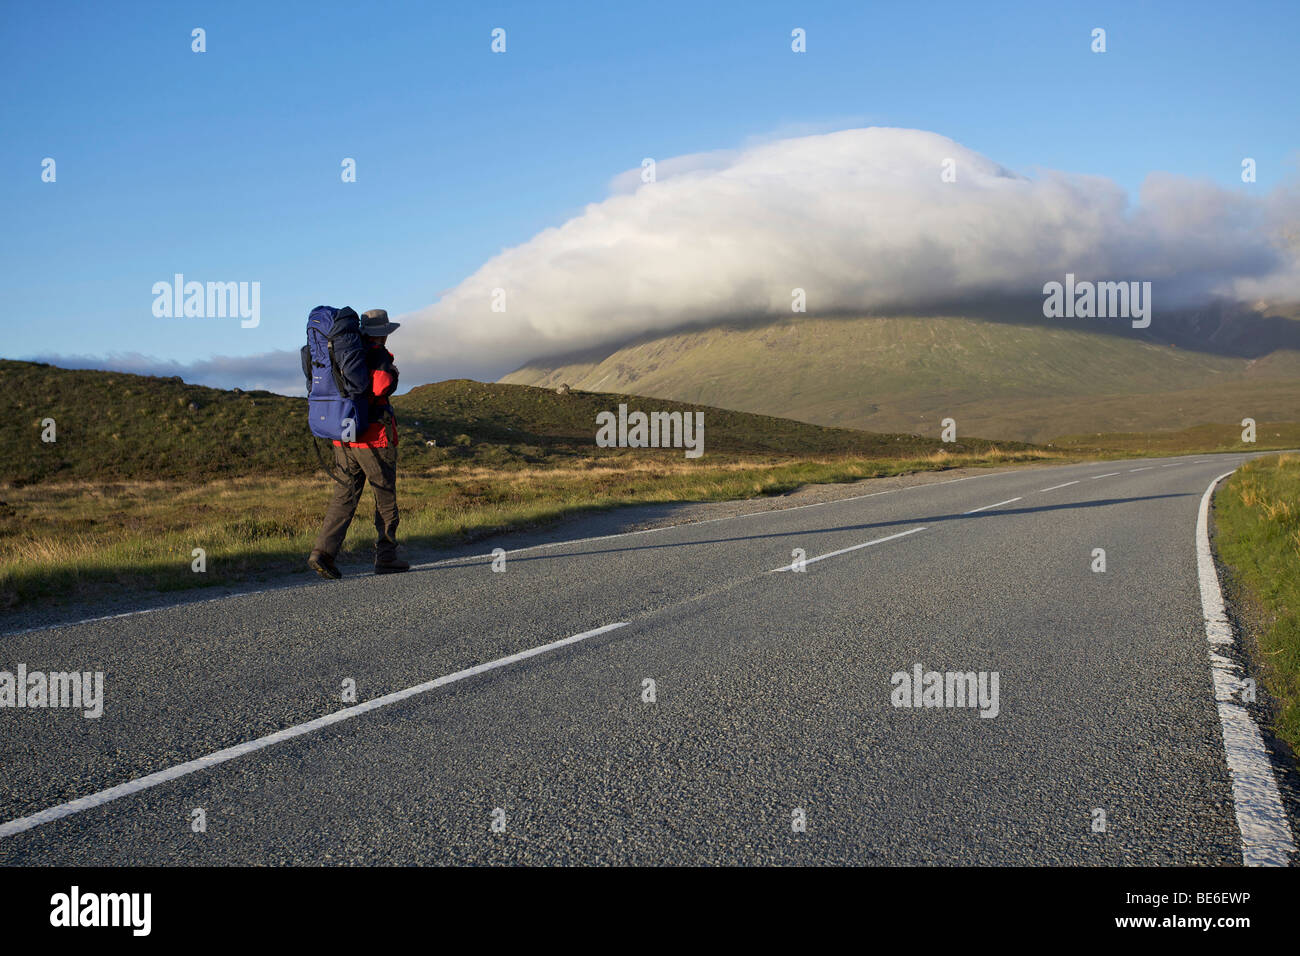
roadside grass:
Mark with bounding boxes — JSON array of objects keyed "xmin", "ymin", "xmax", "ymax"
[
  {"xmin": 1049, "ymin": 421, "xmax": 1300, "ymax": 457},
  {"xmin": 10, "ymin": 357, "xmax": 1291, "ymax": 619},
  {"xmin": 1215, "ymin": 453, "xmax": 1300, "ymax": 753},
  {"xmin": 0, "ymin": 447, "xmax": 1057, "ymax": 611}
]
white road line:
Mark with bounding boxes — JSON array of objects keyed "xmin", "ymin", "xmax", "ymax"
[
  {"xmin": 769, "ymin": 527, "xmax": 925, "ymax": 572},
  {"xmin": 1129, "ymin": 467, "xmax": 1154, "ymax": 472},
  {"xmin": 420, "ymin": 467, "xmax": 1022, "ymax": 564},
  {"xmin": 419, "ymin": 487, "xmax": 907, "ymax": 565},
  {"xmin": 1037, "ymin": 480, "xmax": 1079, "ymax": 492},
  {"xmin": 1090, "ymin": 472, "xmax": 1121, "ymax": 479},
  {"xmin": 4, "ymin": 468, "xmax": 1030, "ymax": 637},
  {"xmin": 16, "ymin": 455, "xmax": 1233, "ymax": 639},
  {"xmin": 1195, "ymin": 471, "xmax": 1296, "ymax": 866},
  {"xmin": 962, "ymin": 497, "xmax": 1022, "ymax": 515},
  {"xmin": 0, "ymin": 622, "xmax": 630, "ymax": 841},
  {"xmin": 1161, "ymin": 463, "xmax": 1183, "ymax": 468}
]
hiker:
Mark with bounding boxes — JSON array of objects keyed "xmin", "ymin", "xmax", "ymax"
[{"xmin": 307, "ymin": 308, "xmax": 410, "ymax": 578}]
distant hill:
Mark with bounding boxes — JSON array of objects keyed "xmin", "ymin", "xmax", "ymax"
[
  {"xmin": 0, "ymin": 360, "xmax": 1025, "ymax": 486},
  {"xmin": 395, "ymin": 378, "xmax": 1026, "ymax": 455},
  {"xmin": 4, "ymin": 360, "xmax": 310, "ymax": 485},
  {"xmin": 500, "ymin": 305, "xmax": 1300, "ymax": 443}
]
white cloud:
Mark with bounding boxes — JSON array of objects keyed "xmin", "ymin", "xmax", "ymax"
[
  {"xmin": 398, "ymin": 126, "xmax": 1299, "ymax": 381},
  {"xmin": 35, "ymin": 128, "xmax": 1299, "ymax": 395}
]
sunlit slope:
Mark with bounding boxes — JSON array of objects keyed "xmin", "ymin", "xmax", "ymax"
[
  {"xmin": 501, "ymin": 315, "xmax": 1300, "ymax": 442},
  {"xmin": 0, "ymin": 360, "xmax": 1028, "ymax": 486}
]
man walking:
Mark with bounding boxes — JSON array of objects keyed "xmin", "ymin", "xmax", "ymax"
[{"xmin": 308, "ymin": 309, "xmax": 410, "ymax": 578}]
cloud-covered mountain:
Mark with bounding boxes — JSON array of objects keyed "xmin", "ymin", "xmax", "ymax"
[
  {"xmin": 34, "ymin": 127, "xmax": 1298, "ymax": 396},
  {"xmin": 399, "ymin": 126, "xmax": 1300, "ymax": 382}
]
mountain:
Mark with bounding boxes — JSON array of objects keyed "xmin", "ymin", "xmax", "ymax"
[{"xmin": 499, "ymin": 302, "xmax": 1300, "ymax": 443}]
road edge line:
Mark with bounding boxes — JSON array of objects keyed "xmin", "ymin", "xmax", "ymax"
[{"xmin": 1195, "ymin": 470, "xmax": 1296, "ymax": 866}]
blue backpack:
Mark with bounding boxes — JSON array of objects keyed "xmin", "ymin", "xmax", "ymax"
[{"xmin": 302, "ymin": 305, "xmax": 371, "ymax": 441}]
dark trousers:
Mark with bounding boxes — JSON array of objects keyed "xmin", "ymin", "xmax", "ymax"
[{"xmin": 313, "ymin": 443, "xmax": 399, "ymax": 562}]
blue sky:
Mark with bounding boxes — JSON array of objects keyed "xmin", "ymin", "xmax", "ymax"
[{"xmin": 2, "ymin": 0, "xmax": 1296, "ymax": 388}]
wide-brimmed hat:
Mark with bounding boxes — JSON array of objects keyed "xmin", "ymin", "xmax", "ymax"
[{"xmin": 360, "ymin": 308, "xmax": 400, "ymax": 336}]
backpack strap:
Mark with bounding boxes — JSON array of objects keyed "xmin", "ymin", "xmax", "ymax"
[
  {"xmin": 311, "ymin": 433, "xmax": 351, "ymax": 486},
  {"xmin": 325, "ymin": 338, "xmax": 349, "ymax": 395}
]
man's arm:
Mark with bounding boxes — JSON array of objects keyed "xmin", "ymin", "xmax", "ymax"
[{"xmin": 371, "ymin": 353, "xmax": 398, "ymax": 400}]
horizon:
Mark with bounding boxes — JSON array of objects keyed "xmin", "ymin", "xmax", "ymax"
[{"xmin": 3, "ymin": 0, "xmax": 1298, "ymax": 395}]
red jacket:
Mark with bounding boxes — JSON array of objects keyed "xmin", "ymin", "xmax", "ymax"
[{"xmin": 334, "ymin": 344, "xmax": 398, "ymax": 448}]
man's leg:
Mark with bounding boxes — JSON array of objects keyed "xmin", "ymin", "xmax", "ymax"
[
  {"xmin": 311, "ymin": 445, "xmax": 367, "ymax": 576},
  {"xmin": 356, "ymin": 444, "xmax": 404, "ymax": 571}
]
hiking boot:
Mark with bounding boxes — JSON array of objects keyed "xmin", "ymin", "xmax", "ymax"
[
  {"xmin": 374, "ymin": 557, "xmax": 410, "ymax": 574},
  {"xmin": 309, "ymin": 551, "xmax": 342, "ymax": 579}
]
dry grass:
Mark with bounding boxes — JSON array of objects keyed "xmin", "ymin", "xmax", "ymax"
[
  {"xmin": 0, "ymin": 448, "xmax": 1059, "ymax": 610},
  {"xmin": 1216, "ymin": 453, "xmax": 1300, "ymax": 752}
]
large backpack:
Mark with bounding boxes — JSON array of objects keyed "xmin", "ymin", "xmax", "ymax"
[{"xmin": 303, "ymin": 305, "xmax": 370, "ymax": 441}]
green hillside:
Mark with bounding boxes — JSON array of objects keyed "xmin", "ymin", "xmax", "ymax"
[
  {"xmin": 1, "ymin": 360, "xmax": 1048, "ymax": 611},
  {"xmin": 500, "ymin": 314, "xmax": 1300, "ymax": 443},
  {"xmin": 0, "ymin": 360, "xmax": 1025, "ymax": 486},
  {"xmin": 3, "ymin": 361, "xmax": 311, "ymax": 485},
  {"xmin": 394, "ymin": 378, "xmax": 1024, "ymax": 457}
]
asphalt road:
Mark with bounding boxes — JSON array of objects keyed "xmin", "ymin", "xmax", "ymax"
[{"xmin": 1, "ymin": 452, "xmax": 1295, "ymax": 865}]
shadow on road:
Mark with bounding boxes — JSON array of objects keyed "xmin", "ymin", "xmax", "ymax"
[{"xmin": 421, "ymin": 492, "xmax": 1196, "ymax": 570}]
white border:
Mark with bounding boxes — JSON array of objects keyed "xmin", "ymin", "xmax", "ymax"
[{"xmin": 1196, "ymin": 471, "xmax": 1296, "ymax": 866}]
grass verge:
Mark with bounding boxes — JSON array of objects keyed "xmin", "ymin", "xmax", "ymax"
[
  {"xmin": 1215, "ymin": 453, "xmax": 1300, "ymax": 753},
  {"xmin": 1, "ymin": 448, "xmax": 1055, "ymax": 612}
]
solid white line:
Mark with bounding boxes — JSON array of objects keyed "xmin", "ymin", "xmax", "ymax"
[
  {"xmin": 1038, "ymin": 480, "xmax": 1079, "ymax": 492},
  {"xmin": 962, "ymin": 497, "xmax": 1022, "ymax": 515},
  {"xmin": 770, "ymin": 527, "xmax": 925, "ymax": 572},
  {"xmin": 1129, "ymin": 467, "xmax": 1154, "ymax": 472},
  {"xmin": 0, "ymin": 622, "xmax": 630, "ymax": 841},
  {"xmin": 1194, "ymin": 471, "xmax": 1296, "ymax": 866},
  {"xmin": 1090, "ymin": 472, "xmax": 1121, "ymax": 479}
]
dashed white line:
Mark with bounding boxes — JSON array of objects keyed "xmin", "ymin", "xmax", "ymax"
[
  {"xmin": 9, "ymin": 455, "xmax": 1235, "ymax": 639},
  {"xmin": 1037, "ymin": 480, "xmax": 1079, "ymax": 492},
  {"xmin": 962, "ymin": 497, "xmax": 1022, "ymax": 515},
  {"xmin": 1194, "ymin": 471, "xmax": 1296, "ymax": 866},
  {"xmin": 0, "ymin": 622, "xmax": 630, "ymax": 841},
  {"xmin": 1161, "ymin": 463, "xmax": 1183, "ymax": 468},
  {"xmin": 1129, "ymin": 466, "xmax": 1154, "ymax": 472},
  {"xmin": 1090, "ymin": 472, "xmax": 1121, "ymax": 479},
  {"xmin": 770, "ymin": 527, "xmax": 925, "ymax": 572},
  {"xmin": 427, "ymin": 467, "xmax": 1021, "ymax": 562},
  {"xmin": 8, "ymin": 470, "xmax": 1034, "ymax": 638}
]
